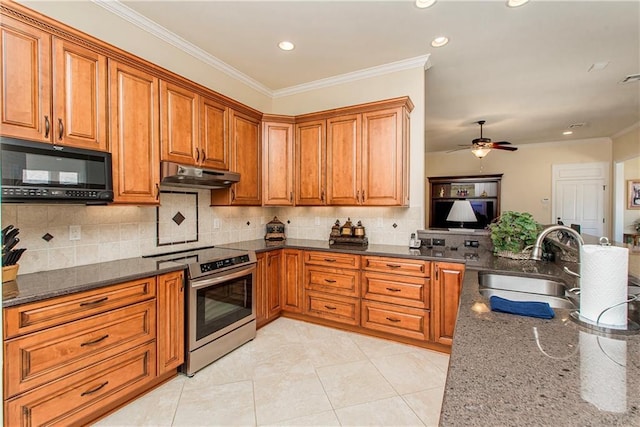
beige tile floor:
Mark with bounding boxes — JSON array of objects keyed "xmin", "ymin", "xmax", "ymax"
[{"xmin": 94, "ymin": 317, "xmax": 449, "ymax": 426}]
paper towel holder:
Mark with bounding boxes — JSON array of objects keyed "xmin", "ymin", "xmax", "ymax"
[{"xmin": 569, "ymin": 306, "xmax": 640, "ymax": 336}]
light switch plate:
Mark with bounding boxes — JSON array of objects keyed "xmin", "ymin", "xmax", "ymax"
[{"xmin": 213, "ymin": 219, "xmax": 221, "ymax": 229}]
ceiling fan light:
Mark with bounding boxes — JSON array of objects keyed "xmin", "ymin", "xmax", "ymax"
[{"xmin": 472, "ymin": 147, "xmax": 491, "ymax": 158}]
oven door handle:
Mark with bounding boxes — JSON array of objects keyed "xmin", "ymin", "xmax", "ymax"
[{"xmin": 190, "ymin": 266, "xmax": 255, "ymax": 289}]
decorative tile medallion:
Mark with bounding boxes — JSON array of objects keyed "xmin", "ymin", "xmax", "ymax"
[{"xmin": 157, "ymin": 191, "xmax": 199, "ymax": 246}]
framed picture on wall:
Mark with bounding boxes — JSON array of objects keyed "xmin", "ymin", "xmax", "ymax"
[{"xmin": 628, "ymin": 179, "xmax": 640, "ymax": 209}]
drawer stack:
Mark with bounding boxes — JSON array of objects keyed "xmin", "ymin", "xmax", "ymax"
[
  {"xmin": 302, "ymin": 251, "xmax": 361, "ymax": 326},
  {"xmin": 3, "ymin": 278, "xmax": 158, "ymax": 426},
  {"xmin": 361, "ymin": 256, "xmax": 431, "ymax": 341}
]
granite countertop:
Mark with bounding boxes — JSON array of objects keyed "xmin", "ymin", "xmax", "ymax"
[
  {"xmin": 2, "ymin": 257, "xmax": 186, "ymax": 307},
  {"xmin": 440, "ymin": 265, "xmax": 640, "ymax": 426}
]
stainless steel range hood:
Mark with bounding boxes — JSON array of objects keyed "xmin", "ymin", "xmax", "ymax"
[{"xmin": 160, "ymin": 162, "xmax": 239, "ymax": 189}]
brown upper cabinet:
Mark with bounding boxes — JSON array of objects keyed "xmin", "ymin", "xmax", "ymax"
[
  {"xmin": 160, "ymin": 81, "xmax": 230, "ymax": 170},
  {"xmin": 299, "ymin": 98, "xmax": 412, "ymax": 207},
  {"xmin": 109, "ymin": 60, "xmax": 160, "ymax": 204},
  {"xmin": 263, "ymin": 116, "xmax": 295, "ymax": 206},
  {"xmin": 295, "ymin": 119, "xmax": 326, "ymax": 205},
  {"xmin": 0, "ymin": 16, "xmax": 107, "ymax": 150},
  {"xmin": 211, "ymin": 109, "xmax": 262, "ymax": 205},
  {"xmin": 160, "ymin": 80, "xmax": 199, "ymax": 165}
]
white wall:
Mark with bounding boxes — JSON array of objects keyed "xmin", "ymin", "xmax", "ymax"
[{"xmin": 425, "ymin": 138, "xmax": 613, "ymax": 228}]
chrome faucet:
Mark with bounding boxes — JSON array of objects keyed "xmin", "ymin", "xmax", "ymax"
[{"xmin": 530, "ymin": 224, "xmax": 584, "ymax": 261}]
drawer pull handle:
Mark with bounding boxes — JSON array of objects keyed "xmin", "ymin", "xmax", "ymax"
[
  {"xmin": 324, "ymin": 279, "xmax": 337, "ymax": 283},
  {"xmin": 324, "ymin": 305, "xmax": 337, "ymax": 310},
  {"xmin": 79, "ymin": 297, "xmax": 108, "ymax": 307},
  {"xmin": 386, "ymin": 287, "xmax": 401, "ymax": 292},
  {"xmin": 386, "ymin": 317, "xmax": 401, "ymax": 323},
  {"xmin": 81, "ymin": 381, "xmax": 109, "ymax": 396},
  {"xmin": 80, "ymin": 334, "xmax": 109, "ymax": 347},
  {"xmin": 324, "ymin": 258, "xmax": 336, "ymax": 263},
  {"xmin": 386, "ymin": 264, "xmax": 401, "ymax": 269}
]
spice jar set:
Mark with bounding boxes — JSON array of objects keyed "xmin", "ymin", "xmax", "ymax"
[{"xmin": 329, "ymin": 218, "xmax": 368, "ymax": 247}]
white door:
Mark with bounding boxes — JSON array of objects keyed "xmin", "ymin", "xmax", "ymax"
[{"xmin": 552, "ymin": 163, "xmax": 608, "ymax": 237}]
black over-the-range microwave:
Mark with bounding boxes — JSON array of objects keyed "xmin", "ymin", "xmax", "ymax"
[{"xmin": 1, "ymin": 137, "xmax": 114, "ymax": 204}]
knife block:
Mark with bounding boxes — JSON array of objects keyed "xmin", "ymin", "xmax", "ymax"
[{"xmin": 2, "ymin": 264, "xmax": 19, "ymax": 283}]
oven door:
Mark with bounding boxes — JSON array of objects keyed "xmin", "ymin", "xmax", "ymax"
[{"xmin": 188, "ymin": 264, "xmax": 256, "ymax": 350}]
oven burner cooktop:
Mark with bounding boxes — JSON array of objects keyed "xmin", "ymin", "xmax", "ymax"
[{"xmin": 143, "ymin": 246, "xmax": 257, "ymax": 279}]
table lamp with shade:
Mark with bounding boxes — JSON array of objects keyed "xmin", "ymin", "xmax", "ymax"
[{"xmin": 447, "ymin": 200, "xmax": 478, "ymax": 230}]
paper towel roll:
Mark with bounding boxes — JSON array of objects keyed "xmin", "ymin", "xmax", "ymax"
[
  {"xmin": 579, "ymin": 244, "xmax": 628, "ymax": 327},
  {"xmin": 580, "ymin": 331, "xmax": 627, "ymax": 413}
]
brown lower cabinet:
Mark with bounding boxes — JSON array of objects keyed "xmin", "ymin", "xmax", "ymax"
[
  {"xmin": 261, "ymin": 249, "xmax": 463, "ymax": 352},
  {"xmin": 255, "ymin": 251, "xmax": 282, "ymax": 328},
  {"xmin": 3, "ymin": 272, "xmax": 183, "ymax": 426}
]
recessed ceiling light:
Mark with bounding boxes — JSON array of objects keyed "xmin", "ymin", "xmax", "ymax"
[
  {"xmin": 563, "ymin": 131, "xmax": 573, "ymax": 136},
  {"xmin": 431, "ymin": 36, "xmax": 449, "ymax": 48},
  {"xmin": 278, "ymin": 41, "xmax": 295, "ymax": 51},
  {"xmin": 415, "ymin": 0, "xmax": 437, "ymax": 8},
  {"xmin": 506, "ymin": 0, "xmax": 529, "ymax": 7}
]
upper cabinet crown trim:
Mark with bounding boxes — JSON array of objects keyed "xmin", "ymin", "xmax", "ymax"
[
  {"xmin": 0, "ymin": 0, "xmax": 263, "ymax": 120},
  {"xmin": 296, "ymin": 97, "xmax": 414, "ymax": 123}
]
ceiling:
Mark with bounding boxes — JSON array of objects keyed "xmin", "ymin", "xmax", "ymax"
[{"xmin": 111, "ymin": 1, "xmax": 638, "ymax": 152}]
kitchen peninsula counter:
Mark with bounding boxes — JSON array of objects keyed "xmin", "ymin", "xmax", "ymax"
[{"xmin": 439, "ymin": 266, "xmax": 640, "ymax": 426}]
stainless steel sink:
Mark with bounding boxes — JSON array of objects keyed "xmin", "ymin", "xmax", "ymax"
[
  {"xmin": 478, "ymin": 271, "xmax": 567, "ymax": 296},
  {"xmin": 478, "ymin": 288, "xmax": 576, "ymax": 309}
]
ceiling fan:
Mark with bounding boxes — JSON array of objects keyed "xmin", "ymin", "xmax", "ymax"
[{"xmin": 450, "ymin": 120, "xmax": 518, "ymax": 158}]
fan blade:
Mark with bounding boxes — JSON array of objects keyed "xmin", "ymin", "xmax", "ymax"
[
  {"xmin": 491, "ymin": 145, "xmax": 518, "ymax": 151},
  {"xmin": 491, "ymin": 141, "xmax": 511, "ymax": 145},
  {"xmin": 447, "ymin": 146, "xmax": 470, "ymax": 153}
]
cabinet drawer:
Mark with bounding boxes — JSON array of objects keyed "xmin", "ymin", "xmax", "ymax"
[
  {"xmin": 361, "ymin": 300, "xmax": 429, "ymax": 341},
  {"xmin": 5, "ymin": 300, "xmax": 156, "ymax": 398},
  {"xmin": 4, "ymin": 276, "xmax": 157, "ymax": 338},
  {"xmin": 305, "ymin": 266, "xmax": 360, "ymax": 297},
  {"xmin": 362, "ymin": 272, "xmax": 430, "ymax": 309},
  {"xmin": 304, "ymin": 291, "xmax": 360, "ymax": 326},
  {"xmin": 304, "ymin": 251, "xmax": 360, "ymax": 269},
  {"xmin": 362, "ymin": 256, "xmax": 430, "ymax": 277},
  {"xmin": 5, "ymin": 342, "xmax": 156, "ymax": 427}
]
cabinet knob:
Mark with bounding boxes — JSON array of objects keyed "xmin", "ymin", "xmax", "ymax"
[
  {"xmin": 195, "ymin": 148, "xmax": 200, "ymax": 162},
  {"xmin": 58, "ymin": 118, "xmax": 64, "ymax": 140},
  {"xmin": 155, "ymin": 183, "xmax": 160, "ymax": 201}
]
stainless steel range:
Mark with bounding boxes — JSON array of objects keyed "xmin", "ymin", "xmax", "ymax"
[{"xmin": 146, "ymin": 246, "xmax": 257, "ymax": 376}]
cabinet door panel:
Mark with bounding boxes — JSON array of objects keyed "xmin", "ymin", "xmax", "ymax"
[
  {"xmin": 263, "ymin": 121, "xmax": 294, "ymax": 206},
  {"xmin": 255, "ymin": 253, "xmax": 268, "ymax": 327},
  {"xmin": 200, "ymin": 97, "xmax": 229, "ymax": 169},
  {"xmin": 53, "ymin": 37, "xmax": 107, "ymax": 150},
  {"xmin": 0, "ymin": 16, "xmax": 51, "ymax": 142},
  {"xmin": 160, "ymin": 80, "xmax": 198, "ymax": 165},
  {"xmin": 109, "ymin": 60, "xmax": 160, "ymax": 204},
  {"xmin": 157, "ymin": 270, "xmax": 184, "ymax": 375},
  {"xmin": 266, "ymin": 250, "xmax": 282, "ymax": 318},
  {"xmin": 295, "ymin": 120, "xmax": 325, "ymax": 205},
  {"xmin": 305, "ymin": 266, "xmax": 359, "ymax": 297},
  {"xmin": 433, "ymin": 262, "xmax": 464, "ymax": 345},
  {"xmin": 362, "ymin": 272, "xmax": 429, "ymax": 309},
  {"xmin": 326, "ymin": 114, "xmax": 361, "ymax": 205},
  {"xmin": 304, "ymin": 291, "xmax": 360, "ymax": 326},
  {"xmin": 282, "ymin": 249, "xmax": 302, "ymax": 312},
  {"xmin": 361, "ymin": 300, "xmax": 429, "ymax": 341},
  {"xmin": 361, "ymin": 107, "xmax": 405, "ymax": 205}
]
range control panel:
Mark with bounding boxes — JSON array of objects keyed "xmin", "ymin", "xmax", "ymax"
[
  {"xmin": 200, "ymin": 255, "xmax": 251, "ymax": 273},
  {"xmin": 2, "ymin": 187, "xmax": 113, "ymax": 201}
]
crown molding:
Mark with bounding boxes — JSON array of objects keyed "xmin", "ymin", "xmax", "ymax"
[
  {"xmin": 92, "ymin": 1, "xmax": 430, "ymax": 100},
  {"xmin": 272, "ymin": 54, "xmax": 431, "ymax": 98},
  {"xmin": 91, "ymin": 0, "xmax": 273, "ymax": 97}
]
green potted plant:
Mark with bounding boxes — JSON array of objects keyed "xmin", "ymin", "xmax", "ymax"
[{"xmin": 488, "ymin": 211, "xmax": 543, "ymax": 258}]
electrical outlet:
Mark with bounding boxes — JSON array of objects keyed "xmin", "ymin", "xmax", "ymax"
[
  {"xmin": 69, "ymin": 225, "xmax": 81, "ymax": 241},
  {"xmin": 433, "ymin": 238, "xmax": 445, "ymax": 246},
  {"xmin": 213, "ymin": 219, "xmax": 221, "ymax": 229},
  {"xmin": 464, "ymin": 240, "xmax": 480, "ymax": 248}
]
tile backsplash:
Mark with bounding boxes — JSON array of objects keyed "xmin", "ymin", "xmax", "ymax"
[{"xmin": 1, "ymin": 187, "xmax": 422, "ymax": 274}]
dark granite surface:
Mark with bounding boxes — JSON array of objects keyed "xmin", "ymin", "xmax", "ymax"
[
  {"xmin": 440, "ymin": 265, "xmax": 640, "ymax": 426},
  {"xmin": 2, "ymin": 257, "xmax": 185, "ymax": 307}
]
